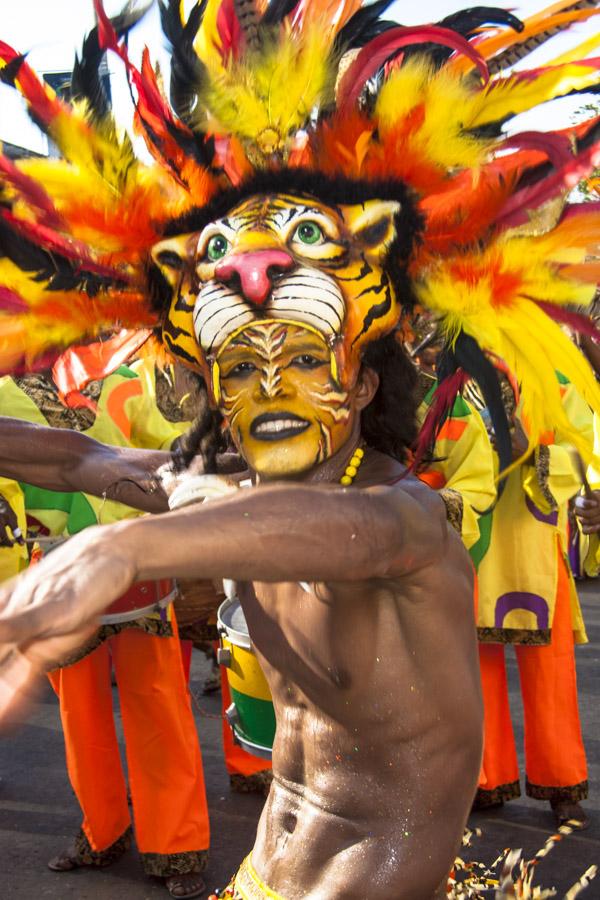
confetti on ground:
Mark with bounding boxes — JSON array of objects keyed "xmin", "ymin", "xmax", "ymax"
[{"xmin": 447, "ymin": 824, "xmax": 598, "ymax": 899}]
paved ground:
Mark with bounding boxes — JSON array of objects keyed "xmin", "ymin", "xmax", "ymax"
[{"xmin": 0, "ymin": 583, "xmax": 598, "ymax": 899}]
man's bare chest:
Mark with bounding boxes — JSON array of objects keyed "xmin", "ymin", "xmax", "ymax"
[{"xmin": 238, "ymin": 579, "xmax": 418, "ymax": 710}]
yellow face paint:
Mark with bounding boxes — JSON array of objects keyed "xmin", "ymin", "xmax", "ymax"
[
  {"xmin": 151, "ymin": 191, "xmax": 402, "ymax": 394},
  {"xmin": 217, "ymin": 322, "xmax": 353, "ymax": 478}
]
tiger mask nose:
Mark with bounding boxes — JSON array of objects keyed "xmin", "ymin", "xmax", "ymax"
[{"xmin": 215, "ymin": 249, "xmax": 294, "ymax": 306}]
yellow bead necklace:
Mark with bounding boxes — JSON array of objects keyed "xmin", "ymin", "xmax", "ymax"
[{"xmin": 340, "ymin": 445, "xmax": 365, "ymax": 486}]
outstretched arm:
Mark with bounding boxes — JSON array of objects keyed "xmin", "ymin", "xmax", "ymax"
[
  {"xmin": 0, "ymin": 477, "xmax": 447, "ymax": 641},
  {"xmin": 0, "ymin": 417, "xmax": 171, "ymax": 513},
  {"xmin": 122, "ymin": 479, "xmax": 448, "ymax": 584},
  {"xmin": 0, "ymin": 477, "xmax": 448, "ymax": 723}
]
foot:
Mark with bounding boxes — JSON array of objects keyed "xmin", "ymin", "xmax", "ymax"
[
  {"xmin": 48, "ymin": 844, "xmax": 113, "ymax": 872},
  {"xmin": 229, "ymin": 770, "xmax": 273, "ymax": 796},
  {"xmin": 471, "ymin": 790, "xmax": 504, "ymax": 813},
  {"xmin": 164, "ymin": 872, "xmax": 206, "ymax": 898},
  {"xmin": 550, "ymin": 799, "xmax": 589, "ymax": 830}
]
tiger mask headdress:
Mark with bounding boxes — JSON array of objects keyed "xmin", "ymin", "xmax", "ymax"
[{"xmin": 150, "ymin": 174, "xmax": 420, "ymax": 403}]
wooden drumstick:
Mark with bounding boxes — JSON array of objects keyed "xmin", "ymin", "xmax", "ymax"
[{"xmin": 574, "ymin": 453, "xmax": 594, "ymax": 500}]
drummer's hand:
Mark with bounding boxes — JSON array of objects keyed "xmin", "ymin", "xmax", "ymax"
[
  {"xmin": 0, "ymin": 525, "xmax": 136, "ymax": 726},
  {"xmin": 575, "ymin": 492, "xmax": 600, "ymax": 534},
  {"xmin": 0, "ymin": 493, "xmax": 24, "ymax": 548}
]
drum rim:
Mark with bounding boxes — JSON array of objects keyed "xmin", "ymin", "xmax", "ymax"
[
  {"xmin": 217, "ymin": 596, "xmax": 252, "ymax": 650},
  {"xmin": 99, "ymin": 589, "xmax": 176, "ymax": 625},
  {"xmin": 232, "ymin": 726, "xmax": 273, "ymax": 760}
]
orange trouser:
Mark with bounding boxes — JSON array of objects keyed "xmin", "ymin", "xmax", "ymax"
[
  {"xmin": 220, "ymin": 666, "xmax": 272, "ymax": 776},
  {"xmin": 48, "ymin": 625, "xmax": 210, "ymax": 857},
  {"xmin": 478, "ymin": 554, "xmax": 587, "ymax": 799}
]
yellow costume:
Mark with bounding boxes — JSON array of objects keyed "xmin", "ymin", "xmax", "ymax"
[
  {"xmin": 0, "ymin": 365, "xmax": 211, "ymax": 878},
  {"xmin": 473, "ymin": 375, "xmax": 592, "ymax": 645},
  {"xmin": 417, "ymin": 379, "xmax": 496, "ymax": 550},
  {"xmin": 0, "ymin": 476, "xmax": 28, "ymax": 582},
  {"xmin": 580, "ymin": 413, "xmax": 600, "ymax": 576},
  {"xmin": 474, "ymin": 375, "xmax": 592, "ymax": 807}
]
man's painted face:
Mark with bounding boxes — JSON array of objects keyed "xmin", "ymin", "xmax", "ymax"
[
  {"xmin": 152, "ymin": 191, "xmax": 401, "ymax": 395},
  {"xmin": 217, "ymin": 322, "xmax": 353, "ymax": 478}
]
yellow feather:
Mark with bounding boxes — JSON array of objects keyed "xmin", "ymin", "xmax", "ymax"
[
  {"xmin": 469, "ymin": 61, "xmax": 600, "ymax": 128},
  {"xmin": 546, "ymin": 30, "xmax": 600, "ymax": 67},
  {"xmin": 376, "ymin": 59, "xmax": 491, "ymax": 171},
  {"xmin": 415, "ymin": 239, "xmax": 600, "ymax": 464},
  {"xmin": 193, "ymin": 0, "xmax": 227, "ymax": 74},
  {"xmin": 196, "ymin": 26, "xmax": 333, "ymax": 152}
]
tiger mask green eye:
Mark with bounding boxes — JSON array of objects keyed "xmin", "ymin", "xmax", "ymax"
[
  {"xmin": 207, "ymin": 234, "xmax": 230, "ymax": 261},
  {"xmin": 293, "ymin": 221, "xmax": 324, "ymax": 245}
]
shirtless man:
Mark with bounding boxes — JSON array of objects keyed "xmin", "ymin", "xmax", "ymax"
[{"xmin": 0, "ymin": 342, "xmax": 480, "ymax": 900}]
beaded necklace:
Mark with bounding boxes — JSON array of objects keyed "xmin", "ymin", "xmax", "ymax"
[{"xmin": 340, "ymin": 446, "xmax": 365, "ymax": 486}]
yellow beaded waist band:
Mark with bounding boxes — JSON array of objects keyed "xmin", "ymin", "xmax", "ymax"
[{"xmin": 235, "ymin": 855, "xmax": 286, "ymax": 900}]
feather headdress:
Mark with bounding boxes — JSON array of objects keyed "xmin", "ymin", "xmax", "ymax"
[{"xmin": 1, "ymin": 0, "xmax": 600, "ymax": 471}]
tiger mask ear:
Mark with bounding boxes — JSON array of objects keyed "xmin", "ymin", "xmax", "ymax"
[
  {"xmin": 339, "ymin": 199, "xmax": 401, "ymax": 262},
  {"xmin": 151, "ymin": 234, "xmax": 199, "ymax": 289},
  {"xmin": 150, "ymin": 233, "xmax": 206, "ymax": 373}
]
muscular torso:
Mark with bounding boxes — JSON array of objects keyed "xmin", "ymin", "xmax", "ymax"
[{"xmin": 239, "ymin": 455, "xmax": 483, "ymax": 899}]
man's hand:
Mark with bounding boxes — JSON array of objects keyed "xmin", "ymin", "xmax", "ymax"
[
  {"xmin": 575, "ymin": 492, "xmax": 600, "ymax": 534},
  {"xmin": 0, "ymin": 525, "xmax": 136, "ymax": 725},
  {"xmin": 0, "ymin": 492, "xmax": 24, "ymax": 548}
]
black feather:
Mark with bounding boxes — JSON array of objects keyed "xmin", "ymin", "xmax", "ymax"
[
  {"xmin": 0, "ymin": 218, "xmax": 129, "ymax": 298},
  {"xmin": 403, "ymin": 6, "xmax": 523, "ymax": 69},
  {"xmin": 0, "ymin": 54, "xmax": 27, "ymax": 88},
  {"xmin": 71, "ymin": 2, "xmax": 152, "ymax": 122},
  {"xmin": 438, "ymin": 6, "xmax": 523, "ymax": 37},
  {"xmin": 159, "ymin": 0, "xmax": 207, "ymax": 124},
  {"xmin": 261, "ymin": 0, "xmax": 299, "ymax": 27},
  {"xmin": 334, "ymin": 0, "xmax": 397, "ymax": 52},
  {"xmin": 438, "ymin": 331, "xmax": 513, "ymax": 486}
]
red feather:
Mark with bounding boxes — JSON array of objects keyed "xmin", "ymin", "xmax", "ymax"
[
  {"xmin": 0, "ymin": 349, "xmax": 61, "ymax": 377},
  {"xmin": 412, "ymin": 369, "xmax": 469, "ymax": 472},
  {"xmin": 216, "ymin": 0, "xmax": 244, "ymax": 62},
  {"xmin": 560, "ymin": 201, "xmax": 600, "ymax": 222},
  {"xmin": 338, "ymin": 26, "xmax": 489, "ymax": 113},
  {"xmin": 495, "ymin": 139, "xmax": 600, "ymax": 230},
  {"xmin": 0, "ymin": 287, "xmax": 27, "ymax": 313},
  {"xmin": 0, "ymin": 40, "xmax": 67, "ymax": 128},
  {"xmin": 0, "ymin": 154, "xmax": 64, "ymax": 229},
  {"xmin": 93, "ymin": 0, "xmax": 202, "ymax": 187},
  {"xmin": 496, "ymin": 55, "xmax": 600, "ymax": 85},
  {"xmin": 0, "ymin": 210, "xmax": 132, "ymax": 283},
  {"xmin": 500, "ymin": 131, "xmax": 572, "ymax": 171},
  {"xmin": 534, "ymin": 301, "xmax": 600, "ymax": 340}
]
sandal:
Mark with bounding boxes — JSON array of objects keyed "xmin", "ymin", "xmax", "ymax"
[
  {"xmin": 48, "ymin": 847, "xmax": 113, "ymax": 871},
  {"xmin": 48, "ymin": 827, "xmax": 132, "ymax": 871},
  {"xmin": 229, "ymin": 770, "xmax": 273, "ymax": 797},
  {"xmin": 551, "ymin": 799, "xmax": 589, "ymax": 831},
  {"xmin": 164, "ymin": 872, "xmax": 206, "ymax": 898}
]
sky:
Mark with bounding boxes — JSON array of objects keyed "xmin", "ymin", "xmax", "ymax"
[{"xmin": 0, "ymin": 0, "xmax": 597, "ymax": 155}]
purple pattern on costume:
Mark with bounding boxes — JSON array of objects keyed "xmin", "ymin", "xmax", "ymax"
[
  {"xmin": 494, "ymin": 592, "xmax": 549, "ymax": 630},
  {"xmin": 569, "ymin": 530, "xmax": 582, "ymax": 579},
  {"xmin": 525, "ymin": 494, "xmax": 558, "ymax": 526}
]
